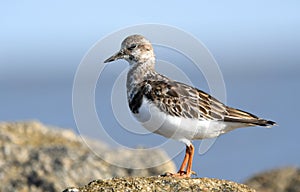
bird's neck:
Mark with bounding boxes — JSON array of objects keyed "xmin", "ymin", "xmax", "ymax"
[{"xmin": 126, "ymin": 58, "xmax": 155, "ymax": 99}]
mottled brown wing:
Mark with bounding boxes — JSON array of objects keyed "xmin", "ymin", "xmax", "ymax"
[
  {"xmin": 142, "ymin": 79, "xmax": 275, "ymax": 126},
  {"xmin": 142, "ymin": 79, "xmax": 226, "ymax": 120}
]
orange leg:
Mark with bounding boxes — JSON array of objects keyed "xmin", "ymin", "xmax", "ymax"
[
  {"xmin": 162, "ymin": 143, "xmax": 196, "ymax": 178},
  {"xmin": 185, "ymin": 144, "xmax": 195, "ymax": 176},
  {"xmin": 177, "ymin": 146, "xmax": 190, "ymax": 175}
]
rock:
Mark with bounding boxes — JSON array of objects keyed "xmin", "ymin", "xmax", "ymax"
[
  {"xmin": 0, "ymin": 121, "xmax": 176, "ymax": 192},
  {"xmin": 244, "ymin": 167, "xmax": 300, "ymax": 192},
  {"xmin": 63, "ymin": 176, "xmax": 256, "ymax": 192}
]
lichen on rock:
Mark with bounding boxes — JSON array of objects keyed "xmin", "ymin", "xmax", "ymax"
[
  {"xmin": 245, "ymin": 167, "xmax": 300, "ymax": 192},
  {"xmin": 0, "ymin": 121, "xmax": 176, "ymax": 192},
  {"xmin": 63, "ymin": 176, "xmax": 256, "ymax": 192}
]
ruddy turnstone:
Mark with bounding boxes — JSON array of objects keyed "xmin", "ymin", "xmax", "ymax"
[{"xmin": 104, "ymin": 34, "xmax": 276, "ymax": 178}]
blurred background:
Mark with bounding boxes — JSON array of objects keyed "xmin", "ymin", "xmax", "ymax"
[{"xmin": 1, "ymin": 0, "xmax": 299, "ymax": 183}]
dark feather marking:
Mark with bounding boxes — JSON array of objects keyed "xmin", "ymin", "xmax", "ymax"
[
  {"xmin": 167, "ymin": 89, "xmax": 179, "ymax": 97},
  {"xmin": 209, "ymin": 111, "xmax": 223, "ymax": 119},
  {"xmin": 129, "ymin": 89, "xmax": 144, "ymax": 113},
  {"xmin": 199, "ymin": 105, "xmax": 208, "ymax": 115}
]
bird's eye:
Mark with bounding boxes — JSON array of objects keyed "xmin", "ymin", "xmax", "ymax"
[{"xmin": 127, "ymin": 44, "xmax": 137, "ymax": 50}]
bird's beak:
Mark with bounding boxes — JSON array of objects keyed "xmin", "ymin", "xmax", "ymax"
[{"xmin": 104, "ymin": 50, "xmax": 124, "ymax": 63}]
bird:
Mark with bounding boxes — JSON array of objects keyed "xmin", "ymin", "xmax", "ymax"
[{"xmin": 104, "ymin": 34, "xmax": 276, "ymax": 178}]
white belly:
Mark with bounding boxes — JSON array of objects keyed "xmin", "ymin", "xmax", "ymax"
[{"xmin": 133, "ymin": 98, "xmax": 248, "ymax": 145}]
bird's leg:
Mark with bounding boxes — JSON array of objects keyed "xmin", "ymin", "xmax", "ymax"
[
  {"xmin": 177, "ymin": 145, "xmax": 190, "ymax": 175},
  {"xmin": 174, "ymin": 144, "xmax": 196, "ymax": 177},
  {"xmin": 162, "ymin": 144, "xmax": 196, "ymax": 178},
  {"xmin": 161, "ymin": 145, "xmax": 189, "ymax": 177},
  {"xmin": 185, "ymin": 144, "xmax": 195, "ymax": 177}
]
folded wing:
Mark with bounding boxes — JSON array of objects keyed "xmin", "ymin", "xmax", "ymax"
[{"xmin": 141, "ymin": 79, "xmax": 276, "ymax": 127}]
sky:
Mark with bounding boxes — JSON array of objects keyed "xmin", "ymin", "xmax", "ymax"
[
  {"xmin": 1, "ymin": 0, "xmax": 300, "ymax": 182},
  {"xmin": 1, "ymin": 0, "xmax": 299, "ymax": 79}
]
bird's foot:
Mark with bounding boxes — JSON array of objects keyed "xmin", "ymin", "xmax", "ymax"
[{"xmin": 161, "ymin": 171, "xmax": 197, "ymax": 178}]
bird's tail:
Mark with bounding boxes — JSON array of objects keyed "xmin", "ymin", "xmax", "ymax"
[
  {"xmin": 253, "ymin": 119, "xmax": 277, "ymax": 128},
  {"xmin": 225, "ymin": 107, "xmax": 277, "ymax": 128},
  {"xmin": 224, "ymin": 116, "xmax": 277, "ymax": 128}
]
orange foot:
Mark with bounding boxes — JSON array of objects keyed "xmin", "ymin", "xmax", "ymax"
[
  {"xmin": 161, "ymin": 144, "xmax": 196, "ymax": 178},
  {"xmin": 161, "ymin": 171, "xmax": 197, "ymax": 178}
]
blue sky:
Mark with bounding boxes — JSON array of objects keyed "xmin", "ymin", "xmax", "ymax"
[{"xmin": 1, "ymin": 0, "xmax": 299, "ymax": 79}]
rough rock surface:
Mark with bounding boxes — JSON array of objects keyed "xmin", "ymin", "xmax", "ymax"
[
  {"xmin": 244, "ymin": 167, "xmax": 300, "ymax": 192},
  {"xmin": 0, "ymin": 121, "xmax": 176, "ymax": 192},
  {"xmin": 63, "ymin": 176, "xmax": 256, "ymax": 192}
]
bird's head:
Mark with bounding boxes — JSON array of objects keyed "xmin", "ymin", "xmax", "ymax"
[{"xmin": 104, "ymin": 35, "xmax": 155, "ymax": 65}]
